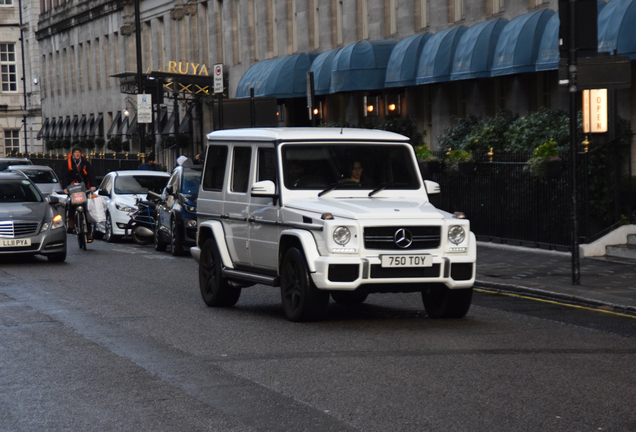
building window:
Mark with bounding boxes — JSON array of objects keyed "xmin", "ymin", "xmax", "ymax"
[
  {"xmin": 419, "ymin": 0, "xmax": 430, "ymax": 29},
  {"xmin": 0, "ymin": 0, "xmax": 14, "ymax": 5},
  {"xmin": 493, "ymin": 0, "xmax": 504, "ymax": 14},
  {"xmin": 1, "ymin": 43, "xmax": 17, "ymax": 92},
  {"xmin": 4, "ymin": 130, "xmax": 20, "ymax": 152}
]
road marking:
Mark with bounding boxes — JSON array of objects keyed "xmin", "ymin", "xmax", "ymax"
[{"xmin": 475, "ymin": 288, "xmax": 636, "ymax": 319}]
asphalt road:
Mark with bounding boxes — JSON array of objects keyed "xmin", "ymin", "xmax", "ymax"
[{"xmin": 1, "ymin": 238, "xmax": 636, "ymax": 432}]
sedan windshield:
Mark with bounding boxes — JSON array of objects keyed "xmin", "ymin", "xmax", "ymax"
[
  {"xmin": 281, "ymin": 144, "xmax": 421, "ymax": 191},
  {"xmin": 115, "ymin": 175, "xmax": 168, "ymax": 194},
  {"xmin": 0, "ymin": 179, "xmax": 43, "ymax": 203},
  {"xmin": 16, "ymin": 169, "xmax": 58, "ymax": 184}
]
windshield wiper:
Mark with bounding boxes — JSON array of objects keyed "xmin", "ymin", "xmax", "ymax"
[
  {"xmin": 368, "ymin": 182, "xmax": 408, "ymax": 197},
  {"xmin": 318, "ymin": 181, "xmax": 359, "ymax": 197}
]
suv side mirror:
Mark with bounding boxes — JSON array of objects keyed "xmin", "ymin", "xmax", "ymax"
[
  {"xmin": 98, "ymin": 189, "xmax": 109, "ymax": 197},
  {"xmin": 424, "ymin": 180, "xmax": 440, "ymax": 195},
  {"xmin": 251, "ymin": 180, "xmax": 276, "ymax": 197},
  {"xmin": 166, "ymin": 185, "xmax": 174, "ymax": 195}
]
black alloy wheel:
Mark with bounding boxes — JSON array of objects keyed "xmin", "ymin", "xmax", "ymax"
[
  {"xmin": 280, "ymin": 248, "xmax": 329, "ymax": 322},
  {"xmin": 199, "ymin": 239, "xmax": 241, "ymax": 307},
  {"xmin": 421, "ymin": 284, "xmax": 472, "ymax": 319},
  {"xmin": 103, "ymin": 212, "xmax": 116, "ymax": 243}
]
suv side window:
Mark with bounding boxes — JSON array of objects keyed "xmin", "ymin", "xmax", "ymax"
[
  {"xmin": 202, "ymin": 145, "xmax": 228, "ymax": 191},
  {"xmin": 231, "ymin": 147, "xmax": 252, "ymax": 193},
  {"xmin": 257, "ymin": 147, "xmax": 277, "ymax": 186}
]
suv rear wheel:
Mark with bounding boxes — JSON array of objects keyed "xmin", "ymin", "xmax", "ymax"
[
  {"xmin": 422, "ymin": 285, "xmax": 472, "ymax": 318},
  {"xmin": 199, "ymin": 239, "xmax": 241, "ymax": 307},
  {"xmin": 280, "ymin": 248, "xmax": 329, "ymax": 322}
]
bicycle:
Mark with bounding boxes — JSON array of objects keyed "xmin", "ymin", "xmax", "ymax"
[{"xmin": 67, "ymin": 183, "xmax": 92, "ymax": 250}]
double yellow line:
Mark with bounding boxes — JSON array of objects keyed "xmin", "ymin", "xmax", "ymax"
[{"xmin": 475, "ymin": 288, "xmax": 636, "ymax": 319}]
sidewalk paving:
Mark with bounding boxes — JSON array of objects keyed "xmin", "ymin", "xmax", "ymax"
[{"xmin": 476, "ymin": 242, "xmax": 636, "ymax": 313}]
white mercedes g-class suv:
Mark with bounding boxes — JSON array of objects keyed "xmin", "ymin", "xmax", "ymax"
[{"xmin": 191, "ymin": 128, "xmax": 476, "ymax": 321}]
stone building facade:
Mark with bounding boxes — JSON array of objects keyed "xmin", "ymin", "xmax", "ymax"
[
  {"xmin": 0, "ymin": 0, "xmax": 42, "ymax": 156},
  {"xmin": 34, "ymin": 0, "xmax": 635, "ymax": 168}
]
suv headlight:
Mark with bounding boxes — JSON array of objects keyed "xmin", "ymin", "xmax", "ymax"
[
  {"xmin": 333, "ymin": 226, "xmax": 351, "ymax": 245},
  {"xmin": 448, "ymin": 225, "xmax": 466, "ymax": 244}
]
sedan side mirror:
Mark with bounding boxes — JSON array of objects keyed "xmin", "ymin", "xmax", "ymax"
[{"xmin": 46, "ymin": 195, "xmax": 60, "ymax": 204}]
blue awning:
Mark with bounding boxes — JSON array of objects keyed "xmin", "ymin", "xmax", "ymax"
[
  {"xmin": 330, "ymin": 40, "xmax": 397, "ymax": 93},
  {"xmin": 385, "ymin": 33, "xmax": 432, "ymax": 88},
  {"xmin": 416, "ymin": 26, "xmax": 467, "ymax": 84},
  {"xmin": 309, "ymin": 48, "xmax": 340, "ymax": 95},
  {"xmin": 451, "ymin": 19, "xmax": 508, "ymax": 80},
  {"xmin": 236, "ymin": 53, "xmax": 318, "ymax": 99},
  {"xmin": 598, "ymin": 0, "xmax": 608, "ymax": 14},
  {"xmin": 598, "ymin": 0, "xmax": 636, "ymax": 59},
  {"xmin": 535, "ymin": 12, "xmax": 560, "ymax": 71},
  {"xmin": 491, "ymin": 9, "xmax": 555, "ymax": 76}
]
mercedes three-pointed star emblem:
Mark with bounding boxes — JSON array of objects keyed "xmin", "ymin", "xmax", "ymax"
[{"xmin": 394, "ymin": 228, "xmax": 413, "ymax": 248}]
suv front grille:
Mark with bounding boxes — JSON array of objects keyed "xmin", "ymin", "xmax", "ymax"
[
  {"xmin": 0, "ymin": 221, "xmax": 40, "ymax": 238},
  {"xmin": 364, "ymin": 226, "xmax": 441, "ymax": 250}
]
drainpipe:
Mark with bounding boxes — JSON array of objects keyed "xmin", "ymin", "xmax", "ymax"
[{"xmin": 18, "ymin": 0, "xmax": 29, "ymax": 153}]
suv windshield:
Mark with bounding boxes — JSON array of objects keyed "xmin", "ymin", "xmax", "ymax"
[
  {"xmin": 115, "ymin": 175, "xmax": 168, "ymax": 194},
  {"xmin": 181, "ymin": 169, "xmax": 202, "ymax": 195},
  {"xmin": 281, "ymin": 144, "xmax": 420, "ymax": 191},
  {"xmin": 0, "ymin": 179, "xmax": 43, "ymax": 203}
]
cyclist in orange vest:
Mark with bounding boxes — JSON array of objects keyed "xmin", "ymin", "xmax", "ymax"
[{"xmin": 61, "ymin": 145, "xmax": 98, "ymax": 239}]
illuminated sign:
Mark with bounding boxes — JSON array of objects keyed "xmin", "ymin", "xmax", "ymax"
[{"xmin": 582, "ymin": 89, "xmax": 608, "ymax": 133}]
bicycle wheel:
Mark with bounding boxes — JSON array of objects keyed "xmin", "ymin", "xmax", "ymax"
[{"xmin": 76, "ymin": 210, "xmax": 87, "ymax": 250}]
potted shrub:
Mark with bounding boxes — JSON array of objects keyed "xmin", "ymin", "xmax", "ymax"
[
  {"xmin": 526, "ymin": 139, "xmax": 562, "ymax": 178},
  {"xmin": 94, "ymin": 137, "xmax": 106, "ymax": 150},
  {"xmin": 415, "ymin": 144, "xmax": 441, "ymax": 174},
  {"xmin": 107, "ymin": 136, "xmax": 123, "ymax": 153},
  {"xmin": 161, "ymin": 135, "xmax": 177, "ymax": 149},
  {"xmin": 445, "ymin": 149, "xmax": 473, "ymax": 174}
]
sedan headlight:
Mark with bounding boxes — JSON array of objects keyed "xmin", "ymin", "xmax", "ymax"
[
  {"xmin": 51, "ymin": 214, "xmax": 64, "ymax": 230},
  {"xmin": 448, "ymin": 225, "xmax": 466, "ymax": 245},
  {"xmin": 333, "ymin": 226, "xmax": 351, "ymax": 245},
  {"xmin": 115, "ymin": 203, "xmax": 136, "ymax": 212}
]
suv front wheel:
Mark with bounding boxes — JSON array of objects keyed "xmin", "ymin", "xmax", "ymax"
[
  {"xmin": 280, "ymin": 248, "xmax": 329, "ymax": 322},
  {"xmin": 199, "ymin": 239, "xmax": 241, "ymax": 307}
]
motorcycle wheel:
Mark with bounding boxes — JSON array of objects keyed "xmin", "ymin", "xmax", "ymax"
[{"xmin": 131, "ymin": 227, "xmax": 153, "ymax": 245}]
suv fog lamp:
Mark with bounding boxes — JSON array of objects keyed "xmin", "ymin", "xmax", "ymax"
[
  {"xmin": 453, "ymin": 211, "xmax": 466, "ymax": 219},
  {"xmin": 186, "ymin": 206, "xmax": 196, "ymax": 213},
  {"xmin": 448, "ymin": 225, "xmax": 466, "ymax": 245},
  {"xmin": 333, "ymin": 226, "xmax": 351, "ymax": 245}
]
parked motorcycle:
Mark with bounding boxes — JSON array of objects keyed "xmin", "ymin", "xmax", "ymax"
[{"xmin": 125, "ymin": 192, "xmax": 160, "ymax": 245}]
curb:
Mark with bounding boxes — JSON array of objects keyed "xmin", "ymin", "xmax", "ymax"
[{"xmin": 475, "ymin": 279, "xmax": 636, "ymax": 315}]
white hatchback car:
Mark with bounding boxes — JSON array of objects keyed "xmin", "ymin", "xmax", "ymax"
[{"xmin": 95, "ymin": 170, "xmax": 170, "ymax": 241}]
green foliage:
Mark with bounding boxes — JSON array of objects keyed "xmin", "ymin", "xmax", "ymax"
[
  {"xmin": 503, "ymin": 109, "xmax": 571, "ymax": 152},
  {"xmin": 465, "ymin": 109, "xmax": 518, "ymax": 153},
  {"xmin": 437, "ymin": 115, "xmax": 479, "ymax": 151},
  {"xmin": 414, "ymin": 144, "xmax": 438, "ymax": 162},
  {"xmin": 107, "ymin": 136, "xmax": 123, "ymax": 153},
  {"xmin": 371, "ymin": 116, "xmax": 424, "ymax": 147},
  {"xmin": 445, "ymin": 149, "xmax": 473, "ymax": 172},
  {"xmin": 94, "ymin": 137, "xmax": 105, "ymax": 149},
  {"xmin": 176, "ymin": 134, "xmax": 190, "ymax": 148},
  {"xmin": 52, "ymin": 140, "xmax": 62, "ymax": 150},
  {"xmin": 122, "ymin": 140, "xmax": 130, "ymax": 152},
  {"xmin": 525, "ymin": 139, "xmax": 561, "ymax": 177},
  {"xmin": 84, "ymin": 139, "xmax": 95, "ymax": 150},
  {"xmin": 62, "ymin": 139, "xmax": 72, "ymax": 150}
]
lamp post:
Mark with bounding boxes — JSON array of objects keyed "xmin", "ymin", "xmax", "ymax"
[{"xmin": 134, "ymin": 0, "xmax": 145, "ymax": 151}]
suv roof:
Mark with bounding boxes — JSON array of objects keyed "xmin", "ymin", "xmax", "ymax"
[{"xmin": 206, "ymin": 128, "xmax": 410, "ymax": 143}]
